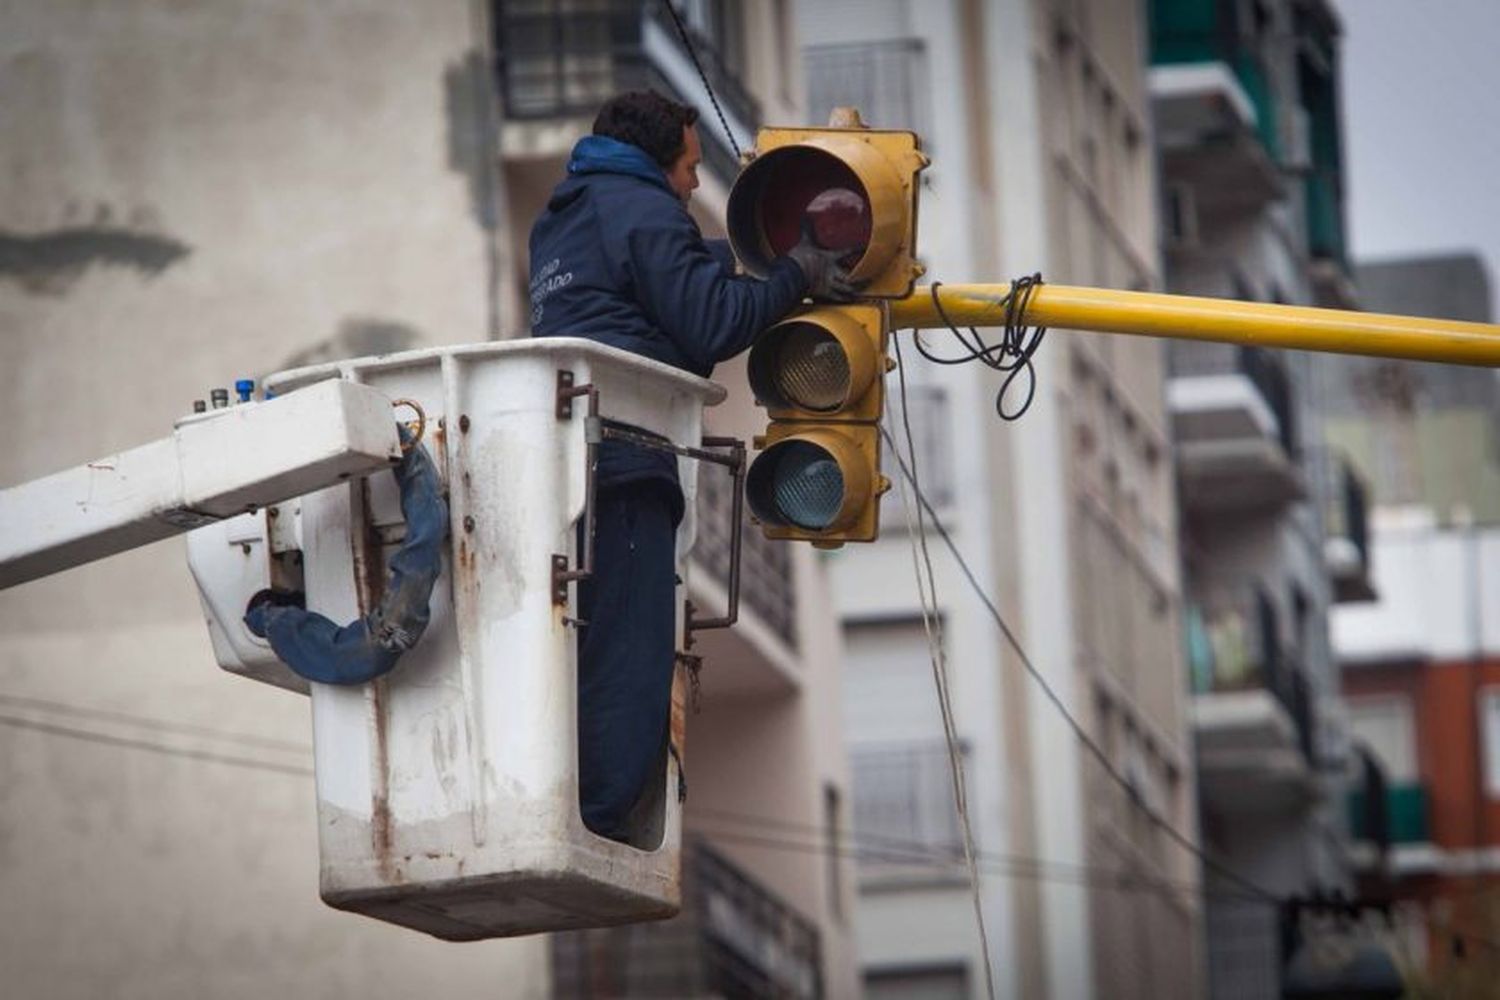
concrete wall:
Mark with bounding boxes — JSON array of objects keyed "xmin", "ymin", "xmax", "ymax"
[{"xmin": 0, "ymin": 2, "xmax": 548, "ymax": 998}]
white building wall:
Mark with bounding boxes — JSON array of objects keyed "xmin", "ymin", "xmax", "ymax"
[
  {"xmin": 804, "ymin": 1, "xmax": 1193, "ymax": 998},
  {"xmin": 1334, "ymin": 511, "xmax": 1500, "ymax": 663}
]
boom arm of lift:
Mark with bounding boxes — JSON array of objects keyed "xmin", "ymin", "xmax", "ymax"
[{"xmin": 0, "ymin": 379, "xmax": 403, "ymax": 590}]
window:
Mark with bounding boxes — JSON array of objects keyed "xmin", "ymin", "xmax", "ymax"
[
  {"xmin": 1483, "ymin": 689, "xmax": 1500, "ymax": 798},
  {"xmin": 842, "ymin": 619, "xmax": 944, "ymax": 744},
  {"xmin": 867, "ymin": 966, "xmax": 969, "ymax": 1000},
  {"xmin": 1346, "ymin": 695, "xmax": 1417, "ymax": 783},
  {"xmin": 804, "ymin": 39, "xmax": 930, "ymax": 135}
]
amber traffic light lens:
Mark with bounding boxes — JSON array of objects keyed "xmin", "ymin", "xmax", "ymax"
[{"xmin": 750, "ymin": 322, "xmax": 851, "ymax": 413}]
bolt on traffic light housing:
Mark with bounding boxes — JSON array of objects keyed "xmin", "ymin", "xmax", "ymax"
[
  {"xmin": 727, "ymin": 110, "xmax": 929, "ymax": 299},
  {"xmin": 745, "ymin": 305, "xmax": 892, "ymax": 547}
]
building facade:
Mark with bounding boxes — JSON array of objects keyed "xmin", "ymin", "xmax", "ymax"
[
  {"xmin": 802, "ymin": 2, "xmax": 1200, "ymax": 998},
  {"xmin": 1326, "ymin": 253, "xmax": 1500, "ymax": 986},
  {"xmin": 1148, "ymin": 1, "xmax": 1366, "ymax": 997},
  {"xmin": 0, "ymin": 2, "xmax": 859, "ymax": 997}
]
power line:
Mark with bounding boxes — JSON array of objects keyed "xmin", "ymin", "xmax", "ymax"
[
  {"xmin": 10, "ymin": 688, "xmax": 1499, "ymax": 956},
  {"xmin": 0, "ymin": 691, "xmax": 311, "ymax": 755},
  {"xmin": 887, "ymin": 333, "xmax": 998, "ymax": 1000},
  {"xmin": 693, "ymin": 805, "xmax": 1258, "ymax": 907},
  {"xmin": 882, "ymin": 344, "xmax": 1281, "ymax": 906},
  {"xmin": 881, "ymin": 343, "xmax": 1500, "ymax": 962},
  {"xmin": 693, "ymin": 822, "xmax": 1224, "ymax": 910},
  {"xmin": 0, "ymin": 712, "xmax": 313, "ymax": 778}
]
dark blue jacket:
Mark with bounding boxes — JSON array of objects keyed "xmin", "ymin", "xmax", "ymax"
[
  {"xmin": 529, "ymin": 136, "xmax": 806, "ymax": 502},
  {"xmin": 529, "ymin": 135, "xmax": 806, "ymax": 376}
]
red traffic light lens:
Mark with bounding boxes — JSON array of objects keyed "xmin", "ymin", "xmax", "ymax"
[{"xmin": 730, "ymin": 148, "xmax": 873, "ymax": 273}]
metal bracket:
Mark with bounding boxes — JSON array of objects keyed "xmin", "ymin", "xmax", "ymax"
[
  {"xmin": 551, "ymin": 369, "xmax": 601, "ymax": 607},
  {"xmin": 548, "ymin": 370, "xmax": 748, "ymax": 639},
  {"xmin": 682, "ymin": 435, "xmax": 746, "ymax": 642}
]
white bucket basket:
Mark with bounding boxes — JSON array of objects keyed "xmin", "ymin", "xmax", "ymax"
[{"xmin": 196, "ymin": 339, "xmax": 727, "ymax": 940}]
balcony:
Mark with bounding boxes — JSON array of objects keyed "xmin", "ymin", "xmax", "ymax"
[
  {"xmin": 1169, "ymin": 343, "xmax": 1304, "ymax": 512},
  {"xmin": 1149, "ymin": 62, "xmax": 1283, "ymax": 212},
  {"xmin": 849, "ymin": 741, "xmax": 967, "ymax": 887},
  {"xmin": 551, "ymin": 838, "xmax": 823, "ymax": 999},
  {"xmin": 1320, "ymin": 456, "xmax": 1376, "ymax": 603},
  {"xmin": 1186, "ymin": 590, "xmax": 1317, "ymax": 812},
  {"xmin": 1150, "ymin": 0, "xmax": 1285, "ymax": 211},
  {"xmin": 494, "ymin": 0, "xmax": 759, "ymax": 183},
  {"xmin": 687, "ymin": 459, "xmax": 802, "ymax": 698}
]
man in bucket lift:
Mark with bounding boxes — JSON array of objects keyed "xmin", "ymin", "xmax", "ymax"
[{"xmin": 528, "ymin": 90, "xmax": 857, "ymax": 840}]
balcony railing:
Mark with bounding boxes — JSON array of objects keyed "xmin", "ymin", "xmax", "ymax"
[
  {"xmin": 1236, "ymin": 345, "xmax": 1297, "ymax": 456},
  {"xmin": 1318, "ymin": 454, "xmax": 1375, "ymax": 601},
  {"xmin": 694, "ymin": 455, "xmax": 798, "ymax": 649},
  {"xmin": 493, "ymin": 0, "xmax": 760, "ymax": 182},
  {"xmin": 1348, "ymin": 782, "xmax": 1430, "ymax": 846},
  {"xmin": 1186, "ymin": 588, "xmax": 1314, "ymax": 762},
  {"xmin": 850, "ymin": 741, "xmax": 967, "ymax": 878},
  {"xmin": 551, "ymin": 838, "xmax": 823, "ymax": 999}
]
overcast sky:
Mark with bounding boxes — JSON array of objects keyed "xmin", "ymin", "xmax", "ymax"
[{"xmin": 1331, "ymin": 0, "xmax": 1500, "ymax": 315}]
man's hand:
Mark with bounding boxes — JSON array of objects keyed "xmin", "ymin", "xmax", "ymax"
[{"xmin": 786, "ymin": 220, "xmax": 866, "ymax": 303}]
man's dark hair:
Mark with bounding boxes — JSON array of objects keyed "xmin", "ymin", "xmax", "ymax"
[{"xmin": 592, "ymin": 90, "xmax": 700, "ymax": 168}]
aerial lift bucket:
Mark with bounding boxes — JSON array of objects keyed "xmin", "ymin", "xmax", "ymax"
[{"xmin": 186, "ymin": 339, "xmax": 727, "ymax": 940}]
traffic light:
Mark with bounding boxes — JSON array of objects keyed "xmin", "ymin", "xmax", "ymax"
[
  {"xmin": 744, "ymin": 304, "xmax": 891, "ymax": 546},
  {"xmin": 726, "ymin": 116, "xmax": 928, "ymax": 298}
]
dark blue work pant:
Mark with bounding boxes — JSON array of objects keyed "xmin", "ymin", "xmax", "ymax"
[{"xmin": 576, "ymin": 482, "xmax": 679, "ymax": 840}]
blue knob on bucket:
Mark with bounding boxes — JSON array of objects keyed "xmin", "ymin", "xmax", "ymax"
[{"xmin": 234, "ymin": 379, "xmax": 255, "ymax": 403}]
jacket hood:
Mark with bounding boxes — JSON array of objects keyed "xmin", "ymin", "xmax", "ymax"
[{"xmin": 566, "ymin": 135, "xmax": 674, "ymax": 194}]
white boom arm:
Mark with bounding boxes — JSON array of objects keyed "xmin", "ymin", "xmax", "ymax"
[{"xmin": 0, "ymin": 379, "xmax": 403, "ymax": 589}]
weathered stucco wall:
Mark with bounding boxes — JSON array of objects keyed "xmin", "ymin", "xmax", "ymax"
[{"xmin": 0, "ymin": 2, "xmax": 543, "ymax": 997}]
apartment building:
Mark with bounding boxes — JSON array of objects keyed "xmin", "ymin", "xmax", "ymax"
[
  {"xmin": 801, "ymin": 2, "xmax": 1200, "ymax": 998},
  {"xmin": 0, "ymin": 2, "xmax": 859, "ymax": 997},
  {"xmin": 1319, "ymin": 253, "xmax": 1500, "ymax": 982},
  {"xmin": 1148, "ymin": 1, "xmax": 1365, "ymax": 996}
]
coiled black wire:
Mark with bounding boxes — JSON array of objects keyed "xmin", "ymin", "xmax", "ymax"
[{"xmin": 914, "ymin": 275, "xmax": 1048, "ymax": 420}]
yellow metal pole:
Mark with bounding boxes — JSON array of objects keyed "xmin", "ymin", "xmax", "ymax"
[{"xmin": 888, "ymin": 284, "xmax": 1500, "ymax": 367}]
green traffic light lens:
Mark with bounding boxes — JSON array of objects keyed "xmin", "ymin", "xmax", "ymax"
[
  {"xmin": 772, "ymin": 325, "xmax": 851, "ymax": 412},
  {"xmin": 747, "ymin": 440, "xmax": 847, "ymax": 531}
]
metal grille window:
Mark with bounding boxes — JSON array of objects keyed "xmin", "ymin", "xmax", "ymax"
[
  {"xmin": 495, "ymin": 0, "xmax": 644, "ymax": 119},
  {"xmin": 804, "ymin": 39, "xmax": 930, "ymax": 134},
  {"xmin": 493, "ymin": 0, "xmax": 759, "ymax": 182},
  {"xmin": 850, "ymin": 741, "xmax": 967, "ymax": 866}
]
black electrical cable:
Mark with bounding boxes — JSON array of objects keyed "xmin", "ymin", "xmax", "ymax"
[
  {"xmin": 881, "ymin": 366, "xmax": 1277, "ymax": 905},
  {"xmin": 693, "ymin": 805, "xmax": 1266, "ymax": 906},
  {"xmin": 877, "ymin": 395, "xmax": 1500, "ymax": 961},
  {"xmin": 915, "ymin": 276, "xmax": 1048, "ymax": 420},
  {"xmin": 662, "ymin": 1, "xmax": 743, "ymax": 160}
]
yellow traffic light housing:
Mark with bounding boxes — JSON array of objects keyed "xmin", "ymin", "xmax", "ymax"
[
  {"xmin": 745, "ymin": 304, "xmax": 891, "ymax": 546},
  {"xmin": 727, "ymin": 117, "xmax": 929, "ymax": 299}
]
